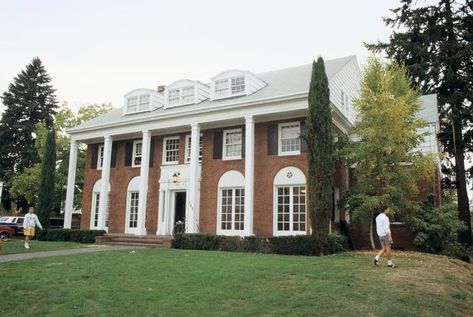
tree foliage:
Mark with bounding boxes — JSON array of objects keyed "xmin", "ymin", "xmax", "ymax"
[
  {"xmin": 366, "ymin": 0, "xmax": 472, "ymax": 244},
  {"xmin": 306, "ymin": 57, "xmax": 334, "ymax": 249},
  {"xmin": 345, "ymin": 58, "xmax": 436, "ymax": 248},
  {"xmin": 37, "ymin": 129, "xmax": 56, "ymax": 227},
  {"xmin": 0, "ymin": 57, "xmax": 58, "ymax": 210}
]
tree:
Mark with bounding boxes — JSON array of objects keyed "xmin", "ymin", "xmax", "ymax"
[
  {"xmin": 8, "ymin": 103, "xmax": 114, "ymax": 213},
  {"xmin": 346, "ymin": 58, "xmax": 436, "ymax": 249},
  {"xmin": 37, "ymin": 129, "xmax": 56, "ymax": 228},
  {"xmin": 0, "ymin": 57, "xmax": 58, "ymax": 211},
  {"xmin": 306, "ymin": 57, "xmax": 334, "ymax": 250},
  {"xmin": 366, "ymin": 0, "xmax": 473, "ymax": 244}
]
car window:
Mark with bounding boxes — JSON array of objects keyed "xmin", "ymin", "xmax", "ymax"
[
  {"xmin": 17, "ymin": 218, "xmax": 24, "ymax": 224},
  {"xmin": 0, "ymin": 217, "xmax": 7, "ymax": 222}
]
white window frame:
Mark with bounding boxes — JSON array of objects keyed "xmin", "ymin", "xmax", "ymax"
[
  {"xmin": 162, "ymin": 136, "xmax": 180, "ymax": 165},
  {"xmin": 126, "ymin": 94, "xmax": 151, "ymax": 114},
  {"xmin": 125, "ymin": 191, "xmax": 140, "ymax": 232},
  {"xmin": 217, "ymin": 187, "xmax": 245, "ymax": 235},
  {"xmin": 273, "ymin": 185, "xmax": 307, "ymax": 236},
  {"xmin": 97, "ymin": 145, "xmax": 104, "ymax": 170},
  {"xmin": 222, "ymin": 128, "xmax": 243, "ymax": 160},
  {"xmin": 90, "ymin": 192, "xmax": 110, "ymax": 230},
  {"xmin": 278, "ymin": 122, "xmax": 301, "ymax": 156},
  {"xmin": 168, "ymin": 86, "xmax": 195, "ymax": 106},
  {"xmin": 132, "ymin": 140, "xmax": 143, "ymax": 168},
  {"xmin": 213, "ymin": 76, "xmax": 246, "ymax": 99},
  {"xmin": 184, "ymin": 134, "xmax": 203, "ymax": 164}
]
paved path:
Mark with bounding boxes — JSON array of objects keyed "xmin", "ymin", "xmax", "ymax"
[{"xmin": 0, "ymin": 245, "xmax": 145, "ymax": 263}]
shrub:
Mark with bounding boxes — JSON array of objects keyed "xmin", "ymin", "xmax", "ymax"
[
  {"xmin": 327, "ymin": 233, "xmax": 349, "ymax": 253},
  {"xmin": 37, "ymin": 229, "xmax": 106, "ymax": 243},
  {"xmin": 268, "ymin": 235, "xmax": 320, "ymax": 256},
  {"xmin": 412, "ymin": 199, "xmax": 468, "ymax": 260}
]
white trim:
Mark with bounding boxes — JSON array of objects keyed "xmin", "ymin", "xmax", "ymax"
[
  {"xmin": 97, "ymin": 145, "xmax": 104, "ymax": 170},
  {"xmin": 162, "ymin": 136, "xmax": 180, "ymax": 165},
  {"xmin": 222, "ymin": 128, "xmax": 243, "ymax": 160},
  {"xmin": 216, "ymin": 187, "xmax": 245, "ymax": 236},
  {"xmin": 125, "ymin": 190, "xmax": 140, "ymax": 234},
  {"xmin": 64, "ymin": 140, "xmax": 78, "ymax": 228},
  {"xmin": 131, "ymin": 140, "xmax": 143, "ymax": 168},
  {"xmin": 278, "ymin": 121, "xmax": 301, "ymax": 156}
]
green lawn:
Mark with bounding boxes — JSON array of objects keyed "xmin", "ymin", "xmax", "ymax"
[
  {"xmin": 0, "ymin": 239, "xmax": 83, "ymax": 255},
  {"xmin": 1, "ymin": 249, "xmax": 471, "ymax": 317}
]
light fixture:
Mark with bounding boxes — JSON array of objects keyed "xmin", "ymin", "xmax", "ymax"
[{"xmin": 172, "ymin": 172, "xmax": 180, "ymax": 183}]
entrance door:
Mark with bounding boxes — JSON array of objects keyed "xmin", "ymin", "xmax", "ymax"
[{"xmin": 173, "ymin": 192, "xmax": 187, "ymax": 233}]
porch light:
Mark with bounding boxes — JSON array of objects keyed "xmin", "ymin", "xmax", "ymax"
[{"xmin": 172, "ymin": 172, "xmax": 180, "ymax": 183}]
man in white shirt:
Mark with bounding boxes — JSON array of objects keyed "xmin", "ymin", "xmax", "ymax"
[
  {"xmin": 374, "ymin": 206, "xmax": 395, "ymax": 268},
  {"xmin": 23, "ymin": 206, "xmax": 43, "ymax": 249}
]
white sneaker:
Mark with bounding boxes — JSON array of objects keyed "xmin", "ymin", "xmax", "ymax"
[{"xmin": 25, "ymin": 243, "xmax": 30, "ymax": 249}]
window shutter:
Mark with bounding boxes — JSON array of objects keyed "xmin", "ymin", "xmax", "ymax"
[
  {"xmin": 267, "ymin": 125, "xmax": 278, "ymax": 155},
  {"xmin": 149, "ymin": 139, "xmax": 155, "ymax": 167},
  {"xmin": 111, "ymin": 143, "xmax": 118, "ymax": 168},
  {"xmin": 242, "ymin": 127, "xmax": 246, "ymax": 158},
  {"xmin": 90, "ymin": 144, "xmax": 98, "ymax": 169},
  {"xmin": 300, "ymin": 120, "xmax": 307, "ymax": 152},
  {"xmin": 125, "ymin": 141, "xmax": 133, "ymax": 166},
  {"xmin": 213, "ymin": 131, "xmax": 223, "ymax": 159}
]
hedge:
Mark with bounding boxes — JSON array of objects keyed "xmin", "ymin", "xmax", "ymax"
[
  {"xmin": 37, "ymin": 229, "xmax": 106, "ymax": 243},
  {"xmin": 172, "ymin": 233, "xmax": 348, "ymax": 256}
]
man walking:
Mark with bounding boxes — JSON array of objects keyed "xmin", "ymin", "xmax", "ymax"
[
  {"xmin": 23, "ymin": 206, "xmax": 43, "ymax": 249},
  {"xmin": 374, "ymin": 206, "xmax": 395, "ymax": 268}
]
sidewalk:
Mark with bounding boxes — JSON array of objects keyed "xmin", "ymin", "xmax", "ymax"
[{"xmin": 0, "ymin": 245, "xmax": 144, "ymax": 263}]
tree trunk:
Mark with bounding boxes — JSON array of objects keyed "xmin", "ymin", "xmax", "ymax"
[
  {"xmin": 454, "ymin": 143, "xmax": 472, "ymax": 245},
  {"xmin": 369, "ymin": 210, "xmax": 376, "ymax": 249}
]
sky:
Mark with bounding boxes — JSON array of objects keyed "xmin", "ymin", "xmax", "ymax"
[{"xmin": 0, "ymin": 0, "xmax": 401, "ymax": 114}]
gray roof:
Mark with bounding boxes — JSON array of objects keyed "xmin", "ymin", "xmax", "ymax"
[
  {"xmin": 418, "ymin": 94, "xmax": 438, "ymax": 124},
  {"xmin": 70, "ymin": 55, "xmax": 356, "ymax": 132}
]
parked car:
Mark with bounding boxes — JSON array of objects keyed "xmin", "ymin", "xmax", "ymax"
[
  {"xmin": 0, "ymin": 216, "xmax": 24, "ymax": 236},
  {"xmin": 0, "ymin": 225, "xmax": 15, "ymax": 240}
]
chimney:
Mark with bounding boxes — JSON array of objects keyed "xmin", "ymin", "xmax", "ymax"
[{"xmin": 157, "ymin": 85, "xmax": 165, "ymax": 93}]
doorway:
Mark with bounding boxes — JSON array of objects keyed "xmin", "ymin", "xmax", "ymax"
[{"xmin": 174, "ymin": 191, "xmax": 187, "ymax": 224}]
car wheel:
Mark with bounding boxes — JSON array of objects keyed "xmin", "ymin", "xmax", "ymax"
[{"xmin": 0, "ymin": 232, "xmax": 9, "ymax": 240}]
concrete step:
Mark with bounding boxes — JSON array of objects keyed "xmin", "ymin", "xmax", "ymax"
[
  {"xmin": 99, "ymin": 241, "xmax": 171, "ymax": 248},
  {"xmin": 96, "ymin": 234, "xmax": 172, "ymax": 248}
]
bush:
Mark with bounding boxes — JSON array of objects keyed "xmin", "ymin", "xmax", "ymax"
[
  {"xmin": 37, "ymin": 229, "xmax": 106, "ymax": 243},
  {"xmin": 172, "ymin": 233, "xmax": 348, "ymax": 256},
  {"xmin": 412, "ymin": 199, "xmax": 468, "ymax": 260}
]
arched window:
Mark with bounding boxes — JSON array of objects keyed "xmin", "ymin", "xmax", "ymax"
[
  {"xmin": 125, "ymin": 176, "xmax": 140, "ymax": 234},
  {"xmin": 90, "ymin": 179, "xmax": 110, "ymax": 230},
  {"xmin": 217, "ymin": 170, "xmax": 245, "ymax": 236},
  {"xmin": 273, "ymin": 167, "xmax": 307, "ymax": 236}
]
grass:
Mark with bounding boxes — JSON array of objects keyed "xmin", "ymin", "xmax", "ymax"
[
  {"xmin": 0, "ymin": 249, "xmax": 472, "ymax": 317},
  {"xmin": 0, "ymin": 239, "xmax": 84, "ymax": 255}
]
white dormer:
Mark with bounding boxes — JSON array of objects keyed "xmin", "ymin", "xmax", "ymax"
[
  {"xmin": 210, "ymin": 70, "xmax": 267, "ymax": 101},
  {"xmin": 164, "ymin": 80, "xmax": 210, "ymax": 109},
  {"xmin": 123, "ymin": 88, "xmax": 163, "ymax": 115}
]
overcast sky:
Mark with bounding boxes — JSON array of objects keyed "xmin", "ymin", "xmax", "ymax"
[{"xmin": 0, "ymin": 0, "xmax": 400, "ymax": 114}]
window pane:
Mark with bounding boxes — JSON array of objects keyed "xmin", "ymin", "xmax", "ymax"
[
  {"xmin": 169, "ymin": 89, "xmax": 180, "ymax": 106},
  {"xmin": 127, "ymin": 97, "xmax": 138, "ymax": 112},
  {"xmin": 231, "ymin": 76, "xmax": 245, "ymax": 94},
  {"xmin": 280, "ymin": 123, "xmax": 301, "ymax": 153},
  {"xmin": 277, "ymin": 186, "xmax": 291, "ymax": 231},
  {"xmin": 134, "ymin": 142, "xmax": 142, "ymax": 166},
  {"xmin": 215, "ymin": 79, "xmax": 229, "ymax": 96},
  {"xmin": 93, "ymin": 193, "xmax": 100, "ymax": 227},
  {"xmin": 181, "ymin": 86, "xmax": 194, "ymax": 103},
  {"xmin": 220, "ymin": 188, "xmax": 244, "ymax": 231},
  {"xmin": 138, "ymin": 94, "xmax": 150, "ymax": 111},
  {"xmin": 129, "ymin": 192, "xmax": 139, "ymax": 228},
  {"xmin": 165, "ymin": 138, "xmax": 180, "ymax": 163},
  {"xmin": 292, "ymin": 186, "xmax": 306, "ymax": 232},
  {"xmin": 224, "ymin": 130, "xmax": 242, "ymax": 158}
]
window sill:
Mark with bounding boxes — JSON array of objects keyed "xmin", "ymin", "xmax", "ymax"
[
  {"xmin": 162, "ymin": 161, "xmax": 180, "ymax": 166},
  {"xmin": 222, "ymin": 156, "xmax": 242, "ymax": 161},
  {"xmin": 278, "ymin": 151, "xmax": 301, "ymax": 157}
]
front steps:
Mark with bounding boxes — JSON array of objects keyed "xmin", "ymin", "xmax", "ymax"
[{"xmin": 96, "ymin": 234, "xmax": 173, "ymax": 248}]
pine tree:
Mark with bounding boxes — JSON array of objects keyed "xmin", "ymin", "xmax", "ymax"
[
  {"xmin": 366, "ymin": 0, "xmax": 473, "ymax": 244},
  {"xmin": 0, "ymin": 57, "xmax": 57, "ymax": 211},
  {"xmin": 37, "ymin": 129, "xmax": 56, "ymax": 228},
  {"xmin": 307, "ymin": 57, "xmax": 334, "ymax": 250}
]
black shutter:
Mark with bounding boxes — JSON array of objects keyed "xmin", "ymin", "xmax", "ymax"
[
  {"xmin": 241, "ymin": 127, "xmax": 246, "ymax": 158},
  {"xmin": 300, "ymin": 120, "xmax": 307, "ymax": 152},
  {"xmin": 125, "ymin": 141, "xmax": 133, "ymax": 166},
  {"xmin": 111, "ymin": 143, "xmax": 118, "ymax": 168},
  {"xmin": 267, "ymin": 125, "xmax": 278, "ymax": 155},
  {"xmin": 213, "ymin": 131, "xmax": 223, "ymax": 159},
  {"xmin": 149, "ymin": 139, "xmax": 155, "ymax": 167},
  {"xmin": 90, "ymin": 144, "xmax": 98, "ymax": 169}
]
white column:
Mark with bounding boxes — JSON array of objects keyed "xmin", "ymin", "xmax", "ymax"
[
  {"xmin": 98, "ymin": 135, "xmax": 112, "ymax": 230},
  {"xmin": 156, "ymin": 189, "xmax": 165, "ymax": 235},
  {"xmin": 64, "ymin": 140, "xmax": 78, "ymax": 229},
  {"xmin": 137, "ymin": 130, "xmax": 151, "ymax": 235},
  {"xmin": 244, "ymin": 115, "xmax": 255, "ymax": 236},
  {"xmin": 187, "ymin": 123, "xmax": 200, "ymax": 233}
]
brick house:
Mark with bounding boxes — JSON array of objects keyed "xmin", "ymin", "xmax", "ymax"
[{"xmin": 63, "ymin": 55, "xmax": 440, "ymax": 241}]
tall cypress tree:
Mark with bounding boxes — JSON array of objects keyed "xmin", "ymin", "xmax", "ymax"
[
  {"xmin": 0, "ymin": 57, "xmax": 57, "ymax": 210},
  {"xmin": 37, "ymin": 129, "xmax": 56, "ymax": 228},
  {"xmin": 307, "ymin": 57, "xmax": 334, "ymax": 250},
  {"xmin": 366, "ymin": 0, "xmax": 472, "ymax": 245}
]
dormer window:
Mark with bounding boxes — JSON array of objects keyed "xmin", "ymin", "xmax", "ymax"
[
  {"xmin": 126, "ymin": 94, "xmax": 150, "ymax": 113},
  {"xmin": 231, "ymin": 76, "xmax": 245, "ymax": 94},
  {"xmin": 215, "ymin": 79, "xmax": 229, "ymax": 96},
  {"xmin": 167, "ymin": 86, "xmax": 195, "ymax": 107},
  {"xmin": 210, "ymin": 70, "xmax": 266, "ymax": 101},
  {"xmin": 214, "ymin": 76, "xmax": 246, "ymax": 98}
]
